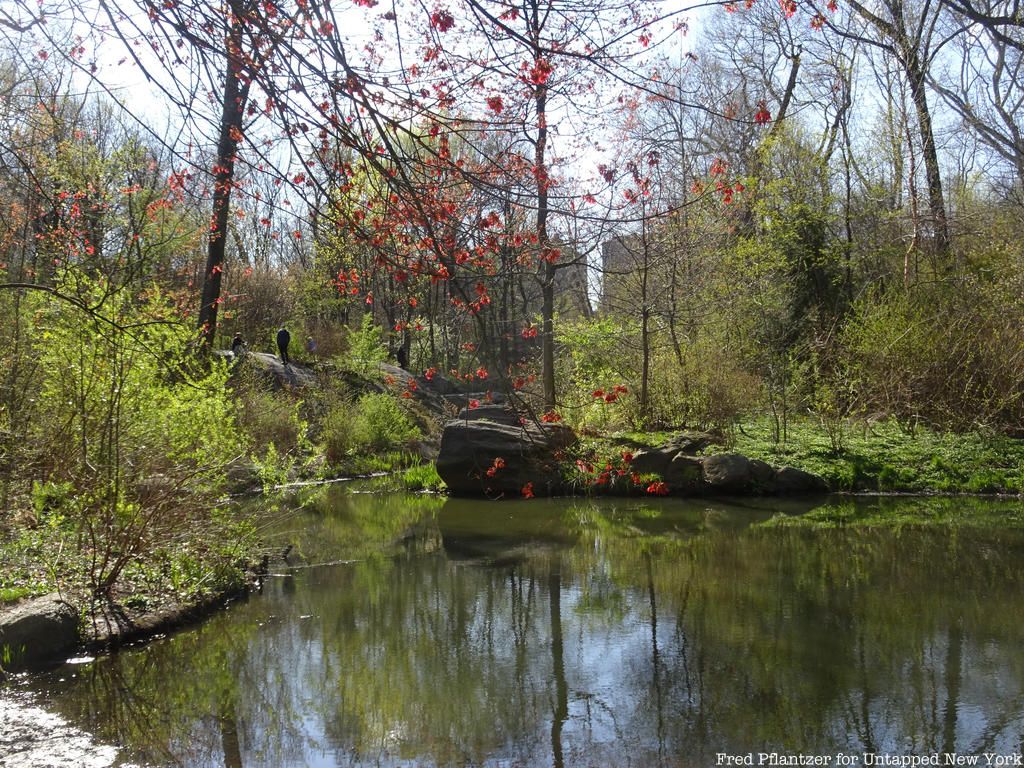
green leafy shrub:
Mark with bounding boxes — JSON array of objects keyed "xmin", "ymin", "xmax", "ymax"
[
  {"xmin": 840, "ymin": 281, "xmax": 1024, "ymax": 432},
  {"xmin": 350, "ymin": 393, "xmax": 420, "ymax": 452},
  {"xmin": 235, "ymin": 384, "xmax": 307, "ymax": 459},
  {"xmin": 340, "ymin": 314, "xmax": 389, "ymax": 377},
  {"xmin": 321, "ymin": 393, "xmax": 420, "ymax": 464},
  {"xmin": 3, "ymin": 278, "xmax": 252, "ymax": 598},
  {"xmin": 321, "ymin": 399, "xmax": 356, "ymax": 465}
]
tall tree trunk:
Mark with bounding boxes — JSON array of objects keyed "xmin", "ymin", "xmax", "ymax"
[
  {"xmin": 197, "ymin": 5, "xmax": 251, "ymax": 349},
  {"xmin": 904, "ymin": 46, "xmax": 951, "ymax": 255},
  {"xmin": 530, "ymin": 4, "xmax": 556, "ymax": 410},
  {"xmin": 847, "ymin": 0, "xmax": 950, "ymax": 256}
]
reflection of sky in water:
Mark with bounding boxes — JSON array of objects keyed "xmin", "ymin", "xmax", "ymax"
[{"xmin": 14, "ymin": 494, "xmax": 1024, "ymax": 766}]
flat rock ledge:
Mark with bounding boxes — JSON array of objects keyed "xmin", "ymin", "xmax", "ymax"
[
  {"xmin": 1, "ymin": 587, "xmax": 249, "ymax": 675},
  {"xmin": 436, "ymin": 420, "xmax": 828, "ymax": 498}
]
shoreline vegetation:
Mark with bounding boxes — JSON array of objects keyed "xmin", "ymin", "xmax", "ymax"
[
  {"xmin": 3, "ymin": 0, "xmax": 1024, "ymax": 679},
  {"xmin": 4, "ymin": 350, "xmax": 1024, "ymax": 671}
]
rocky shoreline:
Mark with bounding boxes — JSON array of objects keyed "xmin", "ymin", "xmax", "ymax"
[
  {"xmin": 1, "ymin": 586, "xmax": 253, "ymax": 676},
  {"xmin": 436, "ymin": 417, "xmax": 829, "ymax": 498}
]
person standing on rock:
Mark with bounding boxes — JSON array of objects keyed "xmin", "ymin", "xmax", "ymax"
[
  {"xmin": 277, "ymin": 326, "xmax": 291, "ymax": 366},
  {"xmin": 231, "ymin": 333, "xmax": 245, "ymax": 357}
]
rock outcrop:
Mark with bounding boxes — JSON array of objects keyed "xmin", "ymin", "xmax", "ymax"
[
  {"xmin": 630, "ymin": 437, "xmax": 829, "ymax": 495},
  {"xmin": 437, "ymin": 418, "xmax": 577, "ymax": 497},
  {"xmin": 436, "ymin": 426, "xmax": 829, "ymax": 498},
  {"xmin": 0, "ymin": 594, "xmax": 79, "ymax": 671}
]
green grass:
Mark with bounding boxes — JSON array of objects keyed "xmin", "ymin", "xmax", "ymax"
[
  {"xmin": 400, "ymin": 463, "xmax": 446, "ymax": 492},
  {"xmin": 723, "ymin": 417, "xmax": 1024, "ymax": 493},
  {"xmin": 602, "ymin": 416, "xmax": 1024, "ymax": 494},
  {"xmin": 0, "ymin": 585, "xmax": 44, "ymax": 604}
]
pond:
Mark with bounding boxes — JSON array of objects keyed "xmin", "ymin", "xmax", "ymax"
[{"xmin": 9, "ymin": 490, "xmax": 1024, "ymax": 767}]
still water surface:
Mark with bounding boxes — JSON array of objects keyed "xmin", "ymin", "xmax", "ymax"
[{"xmin": 16, "ymin": 490, "xmax": 1024, "ymax": 766}]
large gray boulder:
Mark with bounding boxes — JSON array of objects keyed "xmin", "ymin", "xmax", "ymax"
[
  {"xmin": 454, "ymin": 404, "xmax": 522, "ymax": 427},
  {"xmin": 437, "ymin": 419, "xmax": 576, "ymax": 497},
  {"xmin": 775, "ymin": 465, "xmax": 830, "ymax": 494},
  {"xmin": 629, "ymin": 446, "xmax": 676, "ymax": 477},
  {"xmin": 702, "ymin": 453, "xmax": 754, "ymax": 492},
  {"xmin": 628, "ymin": 434, "xmax": 829, "ymax": 497},
  {"xmin": 0, "ymin": 594, "xmax": 80, "ymax": 671},
  {"xmin": 663, "ymin": 454, "xmax": 706, "ymax": 493},
  {"xmin": 666, "ymin": 431, "xmax": 723, "ymax": 455}
]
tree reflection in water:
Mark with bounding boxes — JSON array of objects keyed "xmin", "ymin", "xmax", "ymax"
[{"xmin": 18, "ymin": 492, "xmax": 1024, "ymax": 767}]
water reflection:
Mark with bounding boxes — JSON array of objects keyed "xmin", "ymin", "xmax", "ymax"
[{"xmin": 15, "ymin": 492, "xmax": 1024, "ymax": 767}]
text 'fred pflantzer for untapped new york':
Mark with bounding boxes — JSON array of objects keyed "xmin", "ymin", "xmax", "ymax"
[{"xmin": 716, "ymin": 753, "xmax": 1023, "ymax": 768}]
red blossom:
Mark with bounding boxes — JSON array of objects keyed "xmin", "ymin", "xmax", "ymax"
[
  {"xmin": 521, "ymin": 482, "xmax": 534, "ymax": 499},
  {"xmin": 469, "ymin": 399, "xmax": 480, "ymax": 409},
  {"xmin": 424, "ymin": 367, "xmax": 437, "ymax": 381},
  {"xmin": 621, "ymin": 451, "xmax": 634, "ymax": 464},
  {"xmin": 431, "ymin": 9, "xmax": 455, "ymax": 31},
  {"xmin": 540, "ymin": 410, "xmax": 562, "ymax": 423},
  {"xmin": 486, "ymin": 96, "xmax": 504, "ymax": 114},
  {"xmin": 527, "ymin": 58, "xmax": 553, "ymax": 85},
  {"xmin": 646, "ymin": 481, "xmax": 670, "ymax": 496},
  {"xmin": 754, "ymin": 101, "xmax": 772, "ymax": 125}
]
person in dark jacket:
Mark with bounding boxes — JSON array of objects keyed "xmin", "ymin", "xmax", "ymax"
[
  {"xmin": 231, "ymin": 333, "xmax": 245, "ymax": 357},
  {"xmin": 276, "ymin": 327, "xmax": 291, "ymax": 366}
]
